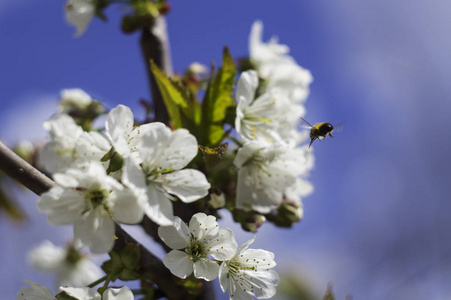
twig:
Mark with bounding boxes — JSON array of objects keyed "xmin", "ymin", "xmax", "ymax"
[{"xmin": 140, "ymin": 16, "xmax": 173, "ymax": 125}]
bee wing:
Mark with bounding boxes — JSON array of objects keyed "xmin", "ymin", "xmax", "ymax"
[
  {"xmin": 299, "ymin": 117, "xmax": 313, "ymax": 129},
  {"xmin": 333, "ymin": 122, "xmax": 345, "ymax": 132}
]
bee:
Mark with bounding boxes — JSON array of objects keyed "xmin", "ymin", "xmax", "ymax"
[{"xmin": 300, "ymin": 117, "xmax": 336, "ymax": 148}]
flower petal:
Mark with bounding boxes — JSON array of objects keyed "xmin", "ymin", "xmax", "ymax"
[
  {"xmin": 59, "ymin": 286, "xmax": 100, "ymax": 300},
  {"xmin": 27, "ymin": 240, "xmax": 65, "ymax": 271},
  {"xmin": 158, "ymin": 217, "xmax": 190, "ymax": 250},
  {"xmin": 105, "ymin": 105, "xmax": 134, "ymax": 157},
  {"xmin": 193, "ymin": 259, "xmax": 219, "ymax": 281},
  {"xmin": 236, "ymin": 70, "xmax": 259, "ymax": 108},
  {"xmin": 37, "ymin": 187, "xmax": 85, "ymax": 225},
  {"xmin": 162, "ymin": 250, "xmax": 193, "ymax": 279},
  {"xmin": 158, "ymin": 128, "xmax": 198, "ymax": 170},
  {"xmin": 75, "ymin": 131, "xmax": 111, "ymax": 162},
  {"xmin": 110, "ymin": 189, "xmax": 144, "ymax": 224},
  {"xmin": 73, "ymin": 214, "xmax": 115, "ymax": 254},
  {"xmin": 188, "ymin": 213, "xmax": 218, "ymax": 241},
  {"xmin": 161, "ymin": 169, "xmax": 210, "ymax": 203},
  {"xmin": 143, "ymin": 183, "xmax": 174, "ymax": 226},
  {"xmin": 208, "ymin": 228, "xmax": 238, "ymax": 261},
  {"xmin": 17, "ymin": 280, "xmax": 55, "ymax": 300},
  {"xmin": 103, "ymin": 287, "xmax": 134, "ymax": 300},
  {"xmin": 218, "ymin": 263, "xmax": 228, "ymax": 293},
  {"xmin": 242, "ymin": 269, "xmax": 279, "ymax": 299}
]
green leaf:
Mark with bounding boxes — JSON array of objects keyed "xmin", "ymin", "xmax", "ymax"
[
  {"xmin": 201, "ymin": 47, "xmax": 237, "ymax": 146},
  {"xmin": 119, "ymin": 269, "xmax": 141, "ymax": 281},
  {"xmin": 0, "ymin": 184, "xmax": 25, "ymax": 222},
  {"xmin": 120, "ymin": 244, "xmax": 141, "ymax": 270},
  {"xmin": 151, "ymin": 61, "xmax": 189, "ymax": 129},
  {"xmin": 322, "ymin": 285, "xmax": 336, "ymax": 300}
]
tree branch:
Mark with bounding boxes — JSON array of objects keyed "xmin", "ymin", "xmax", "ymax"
[
  {"xmin": 0, "ymin": 140, "xmax": 191, "ymax": 300},
  {"xmin": 141, "ymin": 16, "xmax": 173, "ymax": 125}
]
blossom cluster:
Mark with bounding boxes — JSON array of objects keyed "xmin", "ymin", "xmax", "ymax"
[
  {"xmin": 38, "ymin": 102, "xmax": 210, "ymax": 254},
  {"xmin": 234, "ymin": 21, "xmax": 314, "ymax": 214},
  {"xmin": 17, "ymin": 279, "xmax": 133, "ymax": 300},
  {"xmin": 20, "ymin": 19, "xmax": 316, "ymax": 300},
  {"xmin": 159, "ymin": 212, "xmax": 279, "ymax": 300}
]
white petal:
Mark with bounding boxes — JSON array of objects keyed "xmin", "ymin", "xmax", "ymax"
[
  {"xmin": 39, "ymin": 141, "xmax": 75, "ymax": 173},
  {"xmin": 17, "ymin": 280, "xmax": 55, "ymax": 300},
  {"xmin": 59, "ymin": 88, "xmax": 92, "ymax": 112},
  {"xmin": 218, "ymin": 263, "xmax": 228, "ymax": 293},
  {"xmin": 138, "ymin": 125, "xmax": 198, "ymax": 170},
  {"xmin": 27, "ymin": 240, "xmax": 65, "ymax": 271},
  {"xmin": 161, "ymin": 169, "xmax": 210, "ymax": 203},
  {"xmin": 103, "ymin": 287, "xmax": 134, "ymax": 300},
  {"xmin": 158, "ymin": 217, "xmax": 190, "ymax": 249},
  {"xmin": 208, "ymin": 228, "xmax": 238, "ymax": 261},
  {"xmin": 58, "ymin": 258, "xmax": 103, "ymax": 287},
  {"xmin": 157, "ymin": 128, "xmax": 198, "ymax": 170},
  {"xmin": 143, "ymin": 184, "xmax": 174, "ymax": 225},
  {"xmin": 231, "ymin": 286, "xmax": 254, "ymax": 300},
  {"xmin": 235, "ymin": 167, "xmax": 283, "ymax": 214},
  {"xmin": 53, "ymin": 173, "xmax": 79, "ymax": 188},
  {"xmin": 74, "ymin": 214, "xmax": 115, "ymax": 254},
  {"xmin": 236, "ymin": 70, "xmax": 259, "ymax": 108},
  {"xmin": 37, "ymin": 187, "xmax": 85, "ymax": 225},
  {"xmin": 233, "ymin": 141, "xmax": 265, "ymax": 168},
  {"xmin": 43, "ymin": 114, "xmax": 82, "ymax": 140},
  {"xmin": 193, "ymin": 259, "xmax": 219, "ymax": 281},
  {"xmin": 122, "ymin": 157, "xmax": 147, "ymax": 190},
  {"xmin": 242, "ymin": 269, "xmax": 279, "ymax": 299},
  {"xmin": 105, "ymin": 105, "xmax": 134, "ymax": 157},
  {"xmin": 59, "ymin": 287, "xmax": 100, "ymax": 300},
  {"xmin": 137, "ymin": 123, "xmax": 170, "ymax": 166},
  {"xmin": 110, "ymin": 189, "xmax": 144, "ymax": 224},
  {"xmin": 75, "ymin": 131, "xmax": 111, "ymax": 162},
  {"xmin": 162, "ymin": 250, "xmax": 193, "ymax": 279},
  {"xmin": 188, "ymin": 213, "xmax": 218, "ymax": 241},
  {"xmin": 65, "ymin": 0, "xmax": 95, "ymax": 37},
  {"xmin": 236, "ymin": 237, "xmax": 256, "ymax": 255}
]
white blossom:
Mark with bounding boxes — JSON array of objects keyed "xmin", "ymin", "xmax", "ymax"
[
  {"xmin": 39, "ymin": 114, "xmax": 110, "ymax": 173},
  {"xmin": 61, "ymin": 286, "xmax": 134, "ymax": 300},
  {"xmin": 122, "ymin": 123, "xmax": 211, "ymax": 225},
  {"xmin": 65, "ymin": 0, "xmax": 95, "ymax": 37},
  {"xmin": 16, "ymin": 280, "xmax": 55, "ymax": 300},
  {"xmin": 28, "ymin": 240, "xmax": 102, "ymax": 287},
  {"xmin": 249, "ymin": 20, "xmax": 313, "ymax": 103},
  {"xmin": 158, "ymin": 213, "xmax": 238, "ymax": 281},
  {"xmin": 58, "ymin": 88, "xmax": 92, "ymax": 113},
  {"xmin": 105, "ymin": 104, "xmax": 160, "ymax": 160},
  {"xmin": 234, "ymin": 140, "xmax": 307, "ymax": 213},
  {"xmin": 219, "ymin": 237, "xmax": 279, "ymax": 300},
  {"xmin": 39, "ymin": 114, "xmax": 84, "ymax": 173},
  {"xmin": 37, "ymin": 162, "xmax": 145, "ymax": 254},
  {"xmin": 235, "ymin": 70, "xmax": 305, "ymax": 143},
  {"xmin": 17, "ymin": 281, "xmax": 134, "ymax": 300}
]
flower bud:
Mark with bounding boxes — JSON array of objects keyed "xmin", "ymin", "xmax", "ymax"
[
  {"xmin": 207, "ymin": 189, "xmax": 225, "ymax": 209},
  {"xmin": 233, "ymin": 209, "xmax": 266, "ymax": 232}
]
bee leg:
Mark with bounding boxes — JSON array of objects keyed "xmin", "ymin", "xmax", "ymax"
[
  {"xmin": 309, "ymin": 139, "xmax": 314, "ymax": 148},
  {"xmin": 329, "ymin": 132, "xmax": 334, "ymax": 138}
]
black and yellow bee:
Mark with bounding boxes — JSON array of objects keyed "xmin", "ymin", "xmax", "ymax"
[{"xmin": 300, "ymin": 117, "xmax": 337, "ymax": 148}]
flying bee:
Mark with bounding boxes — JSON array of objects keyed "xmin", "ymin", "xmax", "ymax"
[{"xmin": 300, "ymin": 117, "xmax": 337, "ymax": 148}]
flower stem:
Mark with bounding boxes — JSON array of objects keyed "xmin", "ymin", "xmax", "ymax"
[{"xmin": 87, "ymin": 275, "xmax": 108, "ymax": 288}]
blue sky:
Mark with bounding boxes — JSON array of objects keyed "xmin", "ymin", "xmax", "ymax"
[{"xmin": 2, "ymin": 1, "xmax": 451, "ymax": 299}]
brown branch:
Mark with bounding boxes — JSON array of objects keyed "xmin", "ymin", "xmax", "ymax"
[
  {"xmin": 141, "ymin": 16, "xmax": 173, "ymax": 125},
  {"xmin": 0, "ymin": 141, "xmax": 54, "ymax": 194},
  {"xmin": 0, "ymin": 140, "xmax": 191, "ymax": 300}
]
